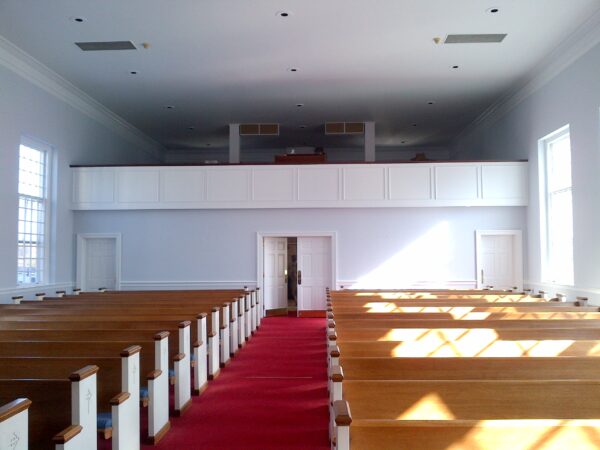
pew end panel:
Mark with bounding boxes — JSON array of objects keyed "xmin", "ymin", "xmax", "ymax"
[{"xmin": 0, "ymin": 398, "xmax": 31, "ymax": 450}]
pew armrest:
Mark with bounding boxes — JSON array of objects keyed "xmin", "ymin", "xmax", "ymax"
[
  {"xmin": 109, "ymin": 392, "xmax": 131, "ymax": 406},
  {"xmin": 53, "ymin": 424, "xmax": 83, "ymax": 444},
  {"xmin": 173, "ymin": 353, "xmax": 186, "ymax": 362},
  {"xmin": 330, "ymin": 346, "xmax": 340, "ymax": 358},
  {"xmin": 147, "ymin": 369, "xmax": 162, "ymax": 380},
  {"xmin": 0, "ymin": 398, "xmax": 32, "ymax": 423},
  {"xmin": 333, "ymin": 400, "xmax": 352, "ymax": 426},
  {"xmin": 330, "ymin": 365, "xmax": 344, "ymax": 382}
]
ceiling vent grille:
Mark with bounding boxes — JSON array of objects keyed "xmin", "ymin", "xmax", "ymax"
[
  {"xmin": 75, "ymin": 41, "xmax": 137, "ymax": 51},
  {"xmin": 445, "ymin": 34, "xmax": 507, "ymax": 44},
  {"xmin": 325, "ymin": 122, "xmax": 365, "ymax": 135},
  {"xmin": 239, "ymin": 124, "xmax": 279, "ymax": 136}
]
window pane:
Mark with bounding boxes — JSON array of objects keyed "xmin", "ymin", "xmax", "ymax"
[{"xmin": 547, "ymin": 134, "xmax": 572, "ymax": 192}]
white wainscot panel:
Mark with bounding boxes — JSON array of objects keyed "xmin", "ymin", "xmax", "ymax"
[
  {"xmin": 389, "ymin": 165, "xmax": 432, "ymax": 200},
  {"xmin": 252, "ymin": 168, "xmax": 294, "ymax": 202},
  {"xmin": 298, "ymin": 167, "xmax": 339, "ymax": 201},
  {"xmin": 117, "ymin": 169, "xmax": 159, "ymax": 203},
  {"xmin": 207, "ymin": 168, "xmax": 249, "ymax": 202},
  {"xmin": 343, "ymin": 167, "xmax": 385, "ymax": 201},
  {"xmin": 73, "ymin": 168, "xmax": 115, "ymax": 204},
  {"xmin": 435, "ymin": 165, "xmax": 478, "ymax": 200},
  {"xmin": 161, "ymin": 168, "xmax": 206, "ymax": 202},
  {"xmin": 482, "ymin": 164, "xmax": 528, "ymax": 201}
]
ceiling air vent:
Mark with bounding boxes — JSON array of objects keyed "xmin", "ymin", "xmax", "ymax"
[
  {"xmin": 445, "ymin": 34, "xmax": 507, "ymax": 44},
  {"xmin": 239, "ymin": 124, "xmax": 279, "ymax": 136},
  {"xmin": 75, "ymin": 41, "xmax": 137, "ymax": 51},
  {"xmin": 325, "ymin": 122, "xmax": 365, "ymax": 135}
]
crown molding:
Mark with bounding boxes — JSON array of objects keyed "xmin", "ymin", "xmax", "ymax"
[
  {"xmin": 454, "ymin": 8, "xmax": 600, "ymax": 143},
  {"xmin": 0, "ymin": 35, "xmax": 164, "ymax": 160}
]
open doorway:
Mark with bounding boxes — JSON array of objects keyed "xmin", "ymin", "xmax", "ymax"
[{"xmin": 259, "ymin": 233, "xmax": 336, "ymax": 317}]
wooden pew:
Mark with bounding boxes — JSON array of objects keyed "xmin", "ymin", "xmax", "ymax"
[{"xmin": 0, "ymin": 366, "xmax": 98, "ymax": 450}]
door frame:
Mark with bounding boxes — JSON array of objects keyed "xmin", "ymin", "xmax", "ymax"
[
  {"xmin": 76, "ymin": 233, "xmax": 122, "ymax": 291},
  {"xmin": 257, "ymin": 232, "xmax": 337, "ymax": 311},
  {"xmin": 475, "ymin": 230, "xmax": 523, "ymax": 290}
]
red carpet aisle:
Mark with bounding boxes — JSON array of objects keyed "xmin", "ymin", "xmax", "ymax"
[{"xmin": 143, "ymin": 316, "xmax": 330, "ymax": 450}]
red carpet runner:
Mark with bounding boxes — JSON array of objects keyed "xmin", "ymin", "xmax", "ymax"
[{"xmin": 143, "ymin": 316, "xmax": 330, "ymax": 450}]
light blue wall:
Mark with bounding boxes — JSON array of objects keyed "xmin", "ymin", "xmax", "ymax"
[
  {"xmin": 452, "ymin": 41, "xmax": 600, "ymax": 301},
  {"xmin": 0, "ymin": 64, "xmax": 160, "ymax": 302},
  {"xmin": 73, "ymin": 207, "xmax": 526, "ymax": 288}
]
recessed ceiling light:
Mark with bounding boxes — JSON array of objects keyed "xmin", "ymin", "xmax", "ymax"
[
  {"xmin": 206, "ymin": 143, "xmax": 211, "ymax": 147},
  {"xmin": 299, "ymin": 125, "xmax": 307, "ymax": 129},
  {"xmin": 451, "ymin": 65, "xmax": 460, "ymax": 69},
  {"xmin": 401, "ymin": 141, "xmax": 406, "ymax": 144},
  {"xmin": 188, "ymin": 127, "xmax": 195, "ymax": 131},
  {"xmin": 486, "ymin": 7, "xmax": 500, "ymax": 14},
  {"xmin": 129, "ymin": 70, "xmax": 138, "ymax": 75},
  {"xmin": 276, "ymin": 11, "xmax": 290, "ymax": 17},
  {"xmin": 70, "ymin": 16, "xmax": 86, "ymax": 23},
  {"xmin": 427, "ymin": 101, "xmax": 435, "ymax": 105},
  {"xmin": 288, "ymin": 68, "xmax": 299, "ymax": 72},
  {"xmin": 165, "ymin": 105, "xmax": 174, "ymax": 110},
  {"xmin": 296, "ymin": 103, "xmax": 304, "ymax": 108},
  {"xmin": 412, "ymin": 123, "xmax": 417, "ymax": 127}
]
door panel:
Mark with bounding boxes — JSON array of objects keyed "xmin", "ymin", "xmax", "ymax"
[
  {"xmin": 478, "ymin": 234, "xmax": 519, "ymax": 290},
  {"xmin": 297, "ymin": 237, "xmax": 331, "ymax": 311},
  {"xmin": 84, "ymin": 238, "xmax": 117, "ymax": 290},
  {"xmin": 264, "ymin": 237, "xmax": 287, "ymax": 310}
]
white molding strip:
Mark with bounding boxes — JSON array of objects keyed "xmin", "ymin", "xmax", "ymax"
[
  {"xmin": 455, "ymin": 8, "xmax": 600, "ymax": 142},
  {"xmin": 336, "ymin": 280, "xmax": 478, "ymax": 290},
  {"xmin": 0, "ymin": 35, "xmax": 164, "ymax": 160},
  {"xmin": 0, "ymin": 282, "xmax": 75, "ymax": 304},
  {"xmin": 524, "ymin": 280, "xmax": 600, "ymax": 305},
  {"xmin": 120, "ymin": 281, "xmax": 257, "ymax": 290}
]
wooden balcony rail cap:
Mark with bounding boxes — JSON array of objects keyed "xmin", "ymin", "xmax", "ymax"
[
  {"xmin": 120, "ymin": 345, "xmax": 142, "ymax": 357},
  {"xmin": 109, "ymin": 392, "xmax": 131, "ymax": 406},
  {"xmin": 179, "ymin": 320, "xmax": 191, "ymax": 328},
  {"xmin": 193, "ymin": 340, "xmax": 203, "ymax": 348},
  {"xmin": 52, "ymin": 424, "xmax": 83, "ymax": 444},
  {"xmin": 154, "ymin": 331, "xmax": 170, "ymax": 341},
  {"xmin": 330, "ymin": 347, "xmax": 340, "ymax": 358},
  {"xmin": 69, "ymin": 365, "xmax": 100, "ymax": 382},
  {"xmin": 197, "ymin": 313, "xmax": 208, "ymax": 319},
  {"xmin": 333, "ymin": 400, "xmax": 352, "ymax": 426},
  {"xmin": 173, "ymin": 353, "xmax": 185, "ymax": 362},
  {"xmin": 330, "ymin": 365, "xmax": 344, "ymax": 382},
  {"xmin": 147, "ymin": 369, "xmax": 162, "ymax": 380},
  {"xmin": 0, "ymin": 398, "xmax": 32, "ymax": 423}
]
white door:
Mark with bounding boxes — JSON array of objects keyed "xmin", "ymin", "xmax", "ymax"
[
  {"xmin": 297, "ymin": 237, "xmax": 331, "ymax": 311},
  {"xmin": 476, "ymin": 231, "xmax": 522, "ymax": 290},
  {"xmin": 78, "ymin": 236, "xmax": 119, "ymax": 291},
  {"xmin": 264, "ymin": 237, "xmax": 287, "ymax": 310}
]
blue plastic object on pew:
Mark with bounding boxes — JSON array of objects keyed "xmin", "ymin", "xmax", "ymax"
[
  {"xmin": 140, "ymin": 386, "xmax": 148, "ymax": 399},
  {"xmin": 169, "ymin": 369, "xmax": 175, "ymax": 377},
  {"xmin": 97, "ymin": 412, "xmax": 112, "ymax": 430}
]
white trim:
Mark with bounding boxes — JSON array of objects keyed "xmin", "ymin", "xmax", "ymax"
[
  {"xmin": 0, "ymin": 282, "xmax": 75, "ymax": 304},
  {"xmin": 336, "ymin": 280, "xmax": 478, "ymax": 290},
  {"xmin": 475, "ymin": 230, "xmax": 523, "ymax": 291},
  {"xmin": 0, "ymin": 35, "xmax": 164, "ymax": 160},
  {"xmin": 76, "ymin": 233, "xmax": 122, "ymax": 291},
  {"xmin": 455, "ymin": 8, "xmax": 600, "ymax": 142},
  {"xmin": 257, "ymin": 231, "xmax": 338, "ymax": 310},
  {"xmin": 120, "ymin": 280, "xmax": 256, "ymax": 290}
]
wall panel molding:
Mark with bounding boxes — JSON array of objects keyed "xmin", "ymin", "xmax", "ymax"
[{"xmin": 72, "ymin": 162, "xmax": 528, "ymax": 210}]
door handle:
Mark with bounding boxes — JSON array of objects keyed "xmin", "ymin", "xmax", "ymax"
[{"xmin": 298, "ymin": 270, "xmax": 302, "ymax": 285}]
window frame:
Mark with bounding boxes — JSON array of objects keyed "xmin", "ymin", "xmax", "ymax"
[
  {"xmin": 538, "ymin": 125, "xmax": 574, "ymax": 286},
  {"xmin": 17, "ymin": 136, "xmax": 53, "ymax": 286}
]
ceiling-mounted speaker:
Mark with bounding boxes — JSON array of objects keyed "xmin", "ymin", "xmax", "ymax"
[
  {"xmin": 325, "ymin": 122, "xmax": 364, "ymax": 134},
  {"xmin": 239, "ymin": 123, "xmax": 279, "ymax": 136},
  {"xmin": 444, "ymin": 34, "xmax": 507, "ymax": 44},
  {"xmin": 75, "ymin": 41, "xmax": 137, "ymax": 51}
]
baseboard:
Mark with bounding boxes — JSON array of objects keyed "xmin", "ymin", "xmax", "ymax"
[
  {"xmin": 0, "ymin": 282, "xmax": 75, "ymax": 304},
  {"xmin": 266, "ymin": 308, "xmax": 288, "ymax": 317},
  {"xmin": 120, "ymin": 280, "xmax": 257, "ymax": 290},
  {"xmin": 335, "ymin": 280, "xmax": 478, "ymax": 290},
  {"xmin": 298, "ymin": 310, "xmax": 327, "ymax": 318}
]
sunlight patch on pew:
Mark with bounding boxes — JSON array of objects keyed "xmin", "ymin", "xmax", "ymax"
[
  {"xmin": 395, "ymin": 392, "xmax": 456, "ymax": 420},
  {"xmin": 447, "ymin": 420, "xmax": 600, "ymax": 450},
  {"xmin": 351, "ymin": 222, "xmax": 452, "ymax": 289}
]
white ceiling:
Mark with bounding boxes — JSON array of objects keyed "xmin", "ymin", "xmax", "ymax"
[{"xmin": 1, "ymin": 0, "xmax": 599, "ymax": 151}]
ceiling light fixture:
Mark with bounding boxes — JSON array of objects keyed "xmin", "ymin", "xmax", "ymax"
[
  {"xmin": 129, "ymin": 71, "xmax": 138, "ymax": 75},
  {"xmin": 296, "ymin": 103, "xmax": 304, "ymax": 108},
  {"xmin": 299, "ymin": 125, "xmax": 307, "ymax": 129},
  {"xmin": 288, "ymin": 68, "xmax": 299, "ymax": 72},
  {"xmin": 276, "ymin": 11, "xmax": 290, "ymax": 17},
  {"xmin": 427, "ymin": 101, "xmax": 435, "ymax": 105},
  {"xmin": 451, "ymin": 65, "xmax": 459, "ymax": 69},
  {"xmin": 70, "ymin": 17, "xmax": 86, "ymax": 23},
  {"xmin": 165, "ymin": 105, "xmax": 175, "ymax": 110},
  {"xmin": 412, "ymin": 124, "xmax": 417, "ymax": 127},
  {"xmin": 486, "ymin": 7, "xmax": 500, "ymax": 14},
  {"xmin": 188, "ymin": 127, "xmax": 195, "ymax": 131}
]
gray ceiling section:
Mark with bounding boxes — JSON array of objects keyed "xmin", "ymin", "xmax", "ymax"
[{"xmin": 0, "ymin": 0, "xmax": 598, "ymax": 151}]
